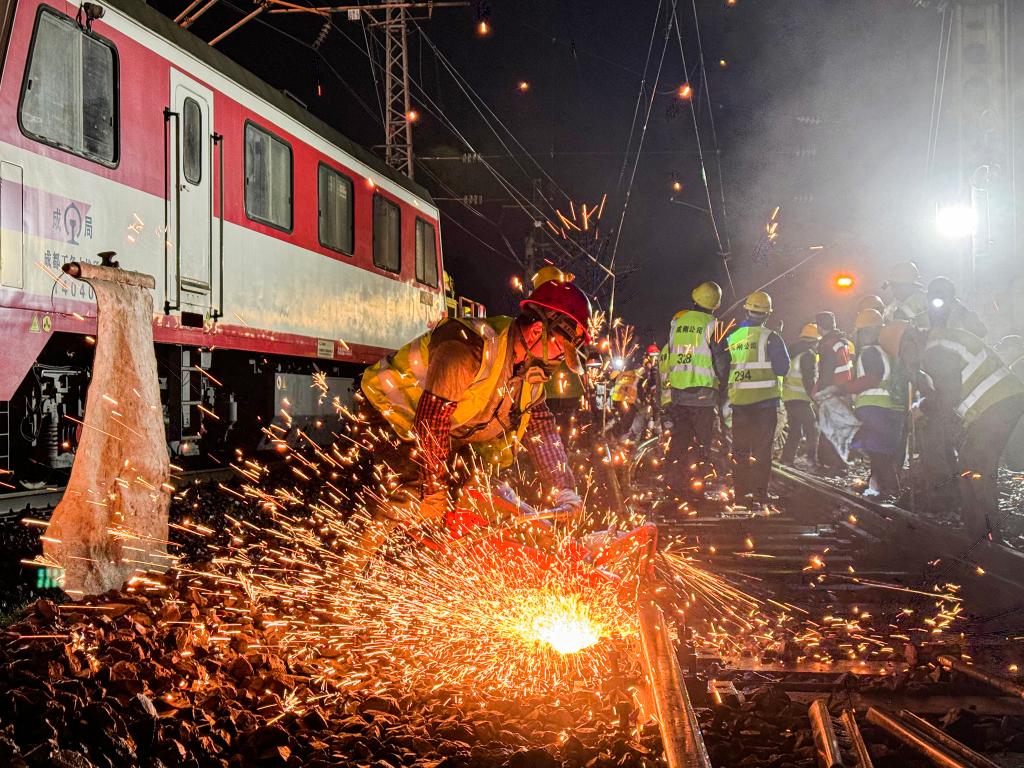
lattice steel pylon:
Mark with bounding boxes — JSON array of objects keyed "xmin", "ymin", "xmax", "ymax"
[{"xmin": 381, "ymin": 1, "xmax": 414, "ymax": 178}]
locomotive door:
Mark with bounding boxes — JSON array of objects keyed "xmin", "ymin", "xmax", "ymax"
[{"xmin": 167, "ymin": 70, "xmax": 219, "ymax": 314}]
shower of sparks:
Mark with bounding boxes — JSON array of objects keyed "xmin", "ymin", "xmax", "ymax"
[
  {"xmin": 177, "ymin": 503, "xmax": 641, "ymax": 696},
  {"xmin": 32, "ymin": 361, "xmax": 977, "ymax": 712},
  {"xmin": 655, "ymin": 539, "xmax": 963, "ymax": 665}
]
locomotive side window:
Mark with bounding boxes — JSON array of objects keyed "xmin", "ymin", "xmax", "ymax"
[
  {"xmin": 414, "ymin": 218, "xmax": 438, "ymax": 287},
  {"xmin": 182, "ymin": 98, "xmax": 202, "ymax": 185},
  {"xmin": 244, "ymin": 122, "xmax": 292, "ymax": 231},
  {"xmin": 19, "ymin": 8, "xmax": 118, "ymax": 165},
  {"xmin": 318, "ymin": 164, "xmax": 354, "ymax": 255},
  {"xmin": 372, "ymin": 194, "xmax": 400, "ymax": 273}
]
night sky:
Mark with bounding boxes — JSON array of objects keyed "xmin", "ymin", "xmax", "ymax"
[{"xmin": 153, "ymin": 0, "xmax": 961, "ymax": 344}]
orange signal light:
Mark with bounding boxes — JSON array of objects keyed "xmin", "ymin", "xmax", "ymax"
[
  {"xmin": 835, "ymin": 274, "xmax": 855, "ymax": 290},
  {"xmin": 678, "ymin": 83, "xmax": 693, "ymax": 100},
  {"xmin": 477, "ymin": 19, "xmax": 491, "ymax": 36}
]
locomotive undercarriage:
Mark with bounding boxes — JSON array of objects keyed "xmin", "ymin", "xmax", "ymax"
[{"xmin": 1, "ymin": 332, "xmax": 359, "ymax": 489}]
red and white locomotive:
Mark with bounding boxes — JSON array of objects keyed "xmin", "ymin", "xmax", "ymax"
[{"xmin": 0, "ymin": 0, "xmax": 448, "ymax": 482}]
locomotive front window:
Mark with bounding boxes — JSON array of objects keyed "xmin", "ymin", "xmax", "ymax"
[
  {"xmin": 244, "ymin": 122, "xmax": 292, "ymax": 231},
  {"xmin": 182, "ymin": 98, "xmax": 202, "ymax": 185},
  {"xmin": 318, "ymin": 164, "xmax": 354, "ymax": 255},
  {"xmin": 19, "ymin": 8, "xmax": 118, "ymax": 165},
  {"xmin": 415, "ymin": 218, "xmax": 438, "ymax": 287},
  {"xmin": 373, "ymin": 194, "xmax": 401, "ymax": 273}
]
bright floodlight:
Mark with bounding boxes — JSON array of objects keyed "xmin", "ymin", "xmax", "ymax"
[{"xmin": 936, "ymin": 205, "xmax": 977, "ymax": 239}]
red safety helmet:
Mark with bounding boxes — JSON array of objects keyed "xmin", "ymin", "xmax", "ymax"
[
  {"xmin": 520, "ymin": 281, "xmax": 592, "ymax": 374},
  {"xmin": 520, "ymin": 280, "xmax": 593, "ymax": 343},
  {"xmin": 646, "ymin": 344, "xmax": 659, "ymax": 355}
]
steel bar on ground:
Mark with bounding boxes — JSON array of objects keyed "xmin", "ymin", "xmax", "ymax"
[
  {"xmin": 865, "ymin": 707, "xmax": 971, "ymax": 768},
  {"xmin": 773, "ymin": 464, "xmax": 1024, "ymax": 593},
  {"xmin": 808, "ymin": 700, "xmax": 843, "ymax": 768},
  {"xmin": 637, "ymin": 597, "xmax": 712, "ymax": 768},
  {"xmin": 897, "ymin": 710, "xmax": 1001, "ymax": 768},
  {"xmin": 938, "ymin": 655, "xmax": 1024, "ymax": 699},
  {"xmin": 838, "ymin": 710, "xmax": 873, "ymax": 768}
]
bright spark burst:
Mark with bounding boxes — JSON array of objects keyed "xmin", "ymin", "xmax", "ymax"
[{"xmin": 507, "ymin": 592, "xmax": 603, "ymax": 655}]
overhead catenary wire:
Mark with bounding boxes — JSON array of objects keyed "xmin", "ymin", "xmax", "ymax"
[
  {"xmin": 213, "ymin": 0, "xmax": 382, "ymax": 125},
  {"xmin": 360, "ymin": 11, "xmax": 387, "ymax": 128},
  {"xmin": 416, "ymin": 161, "xmax": 525, "ymax": 267},
  {"xmin": 276, "ymin": 1, "xmax": 604, "ymax": 275},
  {"xmin": 212, "ymin": 0, "xmax": 611, "ymax": 280},
  {"xmin": 394, "ymin": 29, "xmax": 613, "ymax": 276},
  {"xmin": 615, "ymin": 0, "xmax": 665, "ymax": 193},
  {"xmin": 607, "ymin": 0, "xmax": 675, "ymax": 320},
  {"xmin": 687, "ymin": 0, "xmax": 731, "ymax": 256},
  {"xmin": 924, "ymin": 6, "xmax": 952, "ymax": 189},
  {"xmin": 670, "ymin": 2, "xmax": 732, "ymax": 296},
  {"xmin": 414, "ymin": 25, "xmax": 573, "ymax": 210}
]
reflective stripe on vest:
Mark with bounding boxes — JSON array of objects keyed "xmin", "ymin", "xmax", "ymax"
[
  {"xmin": 832, "ymin": 341, "xmax": 852, "ymax": 375},
  {"xmin": 782, "ymin": 351, "xmax": 813, "ymax": 402},
  {"xmin": 667, "ymin": 310, "xmax": 718, "ymax": 390},
  {"xmin": 852, "ymin": 345, "xmax": 900, "ymax": 410},
  {"xmin": 925, "ymin": 328, "xmax": 1024, "ymax": 427},
  {"xmin": 362, "ymin": 316, "xmax": 525, "ymax": 440},
  {"xmin": 659, "ymin": 346, "xmax": 672, "ymax": 406},
  {"xmin": 727, "ymin": 325, "xmax": 782, "ymax": 405}
]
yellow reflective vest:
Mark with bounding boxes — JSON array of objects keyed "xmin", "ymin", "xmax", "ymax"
[
  {"xmin": 727, "ymin": 325, "xmax": 782, "ymax": 405},
  {"xmin": 361, "ymin": 316, "xmax": 547, "ymax": 467},
  {"xmin": 667, "ymin": 310, "xmax": 718, "ymax": 390},
  {"xmin": 782, "ymin": 350, "xmax": 814, "ymax": 403},
  {"xmin": 924, "ymin": 328, "xmax": 1024, "ymax": 428},
  {"xmin": 610, "ymin": 368, "xmax": 643, "ymax": 405},
  {"xmin": 852, "ymin": 345, "xmax": 901, "ymax": 410}
]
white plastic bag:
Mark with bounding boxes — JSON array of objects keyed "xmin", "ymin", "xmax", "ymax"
[{"xmin": 815, "ymin": 393, "xmax": 861, "ymax": 462}]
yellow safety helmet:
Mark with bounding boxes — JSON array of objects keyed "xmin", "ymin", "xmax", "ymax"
[
  {"xmin": 531, "ymin": 265, "xmax": 574, "ymax": 289},
  {"xmin": 857, "ymin": 294, "xmax": 885, "ymax": 313},
  {"xmin": 743, "ymin": 290, "xmax": 773, "ymax": 314},
  {"xmin": 888, "ymin": 261, "xmax": 921, "ymax": 286},
  {"xmin": 854, "ymin": 308, "xmax": 884, "ymax": 330},
  {"xmin": 799, "ymin": 323, "xmax": 819, "ymax": 340},
  {"xmin": 691, "ymin": 281, "xmax": 723, "ymax": 311}
]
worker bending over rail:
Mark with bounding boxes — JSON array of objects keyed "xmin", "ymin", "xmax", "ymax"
[{"xmin": 348, "ymin": 279, "xmax": 592, "ymax": 571}]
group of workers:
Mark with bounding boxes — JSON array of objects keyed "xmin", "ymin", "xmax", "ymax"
[
  {"xmin": 653, "ymin": 260, "xmax": 1024, "ymax": 540},
  {"xmin": 342, "ymin": 258, "xmax": 1023, "ymax": 574}
]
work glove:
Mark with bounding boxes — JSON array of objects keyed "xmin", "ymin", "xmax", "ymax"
[
  {"xmin": 550, "ymin": 488, "xmax": 583, "ymax": 519},
  {"xmin": 720, "ymin": 402, "xmax": 732, "ymax": 422}
]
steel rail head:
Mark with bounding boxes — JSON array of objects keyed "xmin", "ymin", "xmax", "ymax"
[
  {"xmin": 866, "ymin": 706, "xmax": 973, "ymax": 768},
  {"xmin": 808, "ymin": 701, "xmax": 873, "ymax": 768},
  {"xmin": 808, "ymin": 699, "xmax": 844, "ymax": 768},
  {"xmin": 897, "ymin": 710, "xmax": 1001, "ymax": 768},
  {"xmin": 636, "ymin": 598, "xmax": 712, "ymax": 768},
  {"xmin": 837, "ymin": 710, "xmax": 874, "ymax": 768},
  {"xmin": 938, "ymin": 655, "xmax": 1024, "ymax": 700}
]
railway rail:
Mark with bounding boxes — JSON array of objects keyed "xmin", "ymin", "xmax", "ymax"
[
  {"xmin": 4, "ymin": 448, "xmax": 1024, "ymax": 766},
  {"xmin": 632, "ymin": 459, "xmax": 1024, "ymax": 767}
]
